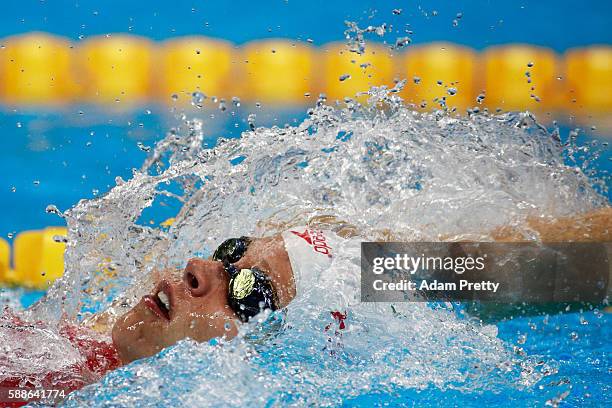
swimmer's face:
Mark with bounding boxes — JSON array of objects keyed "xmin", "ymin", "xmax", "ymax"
[{"xmin": 112, "ymin": 258, "xmax": 240, "ymax": 364}]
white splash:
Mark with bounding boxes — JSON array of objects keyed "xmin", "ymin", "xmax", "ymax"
[{"xmin": 11, "ymin": 88, "xmax": 608, "ymax": 405}]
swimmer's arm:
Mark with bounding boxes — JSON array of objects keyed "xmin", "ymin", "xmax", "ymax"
[
  {"xmin": 261, "ymin": 207, "xmax": 611, "ymax": 242},
  {"xmin": 257, "ymin": 214, "xmax": 361, "ymax": 238},
  {"xmin": 491, "ymin": 207, "xmax": 612, "ymax": 242}
]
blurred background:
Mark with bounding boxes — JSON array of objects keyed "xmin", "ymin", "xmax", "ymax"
[{"xmin": 0, "ymin": 0, "xmax": 610, "ymax": 288}]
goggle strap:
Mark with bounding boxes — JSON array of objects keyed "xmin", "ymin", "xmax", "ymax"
[{"xmin": 224, "ymin": 261, "xmax": 240, "ymax": 278}]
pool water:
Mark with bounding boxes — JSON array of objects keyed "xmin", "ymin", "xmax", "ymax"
[
  {"xmin": 62, "ymin": 308, "xmax": 612, "ymax": 407},
  {"xmin": 1, "ymin": 93, "xmax": 611, "ymax": 407},
  {"xmin": 0, "ymin": 106, "xmax": 307, "ymax": 235},
  {"xmin": 3, "ymin": 288, "xmax": 607, "ymax": 406},
  {"xmin": 348, "ymin": 309, "xmax": 610, "ymax": 406}
]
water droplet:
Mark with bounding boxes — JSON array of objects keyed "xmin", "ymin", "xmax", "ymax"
[
  {"xmin": 394, "ymin": 37, "xmax": 411, "ymax": 48},
  {"xmin": 45, "ymin": 204, "xmax": 62, "ymax": 215},
  {"xmin": 447, "ymin": 87, "xmax": 457, "ymax": 96},
  {"xmin": 33, "ymin": 180, "xmax": 40, "ymax": 186},
  {"xmin": 392, "ymin": 8, "xmax": 402, "ymax": 15},
  {"xmin": 137, "ymin": 142, "xmax": 151, "ymax": 152},
  {"xmin": 413, "ymin": 76, "xmax": 421, "ymax": 84},
  {"xmin": 452, "ymin": 19, "xmax": 459, "ymax": 27},
  {"xmin": 232, "ymin": 96, "xmax": 241, "ymax": 107},
  {"xmin": 218, "ymin": 99, "xmax": 227, "ymax": 111},
  {"xmin": 517, "ymin": 334, "xmax": 527, "ymax": 344},
  {"xmin": 16, "ymin": 122, "xmax": 22, "ymax": 128},
  {"xmin": 456, "ymin": 12, "xmax": 463, "ymax": 19},
  {"xmin": 569, "ymin": 331, "xmax": 579, "ymax": 341},
  {"xmin": 527, "ymin": 61, "xmax": 534, "ymax": 67},
  {"xmin": 10, "ymin": 186, "xmax": 16, "ymax": 193},
  {"xmin": 339, "ymin": 74, "xmax": 351, "ymax": 82},
  {"xmin": 248, "ymin": 113, "xmax": 256, "ymax": 131},
  {"xmin": 191, "ymin": 91, "xmax": 206, "ymax": 108},
  {"xmin": 171, "ymin": 93, "xmax": 179, "ymax": 101},
  {"xmin": 7, "ymin": 232, "xmax": 13, "ymax": 239},
  {"xmin": 436, "ymin": 80, "xmax": 443, "ymax": 86}
]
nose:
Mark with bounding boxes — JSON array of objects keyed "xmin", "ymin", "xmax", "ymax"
[{"xmin": 183, "ymin": 258, "xmax": 223, "ymax": 297}]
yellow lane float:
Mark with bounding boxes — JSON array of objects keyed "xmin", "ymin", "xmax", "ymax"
[
  {"xmin": 8, "ymin": 227, "xmax": 67, "ymax": 289},
  {"xmin": 77, "ymin": 35, "xmax": 153, "ymax": 105},
  {"xmin": 157, "ymin": 37, "xmax": 235, "ymax": 104},
  {"xmin": 482, "ymin": 45, "xmax": 560, "ymax": 113},
  {"xmin": 0, "ymin": 238, "xmax": 9, "ymax": 282},
  {"xmin": 564, "ymin": 46, "xmax": 612, "ymax": 116},
  {"xmin": 0, "ymin": 33, "xmax": 77, "ymax": 105},
  {"xmin": 240, "ymin": 40, "xmax": 316, "ymax": 105},
  {"xmin": 322, "ymin": 42, "xmax": 394, "ymax": 102},
  {"xmin": 399, "ymin": 43, "xmax": 477, "ymax": 111},
  {"xmin": 0, "ymin": 32, "xmax": 610, "ymax": 119}
]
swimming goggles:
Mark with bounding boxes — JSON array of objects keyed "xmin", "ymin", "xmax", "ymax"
[{"xmin": 213, "ymin": 237, "xmax": 278, "ymax": 322}]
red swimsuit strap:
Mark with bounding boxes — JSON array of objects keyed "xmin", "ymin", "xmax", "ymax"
[
  {"xmin": 0, "ymin": 316, "xmax": 121, "ymax": 407},
  {"xmin": 60, "ymin": 324, "xmax": 122, "ymax": 375}
]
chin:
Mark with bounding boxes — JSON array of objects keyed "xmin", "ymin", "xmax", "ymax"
[
  {"xmin": 111, "ymin": 304, "xmax": 165, "ymax": 364},
  {"xmin": 112, "ymin": 324, "xmax": 163, "ymax": 364}
]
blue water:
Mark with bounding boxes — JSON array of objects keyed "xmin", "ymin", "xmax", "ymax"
[
  {"xmin": 347, "ymin": 310, "xmax": 611, "ymax": 406},
  {"xmin": 2, "ymin": 288, "xmax": 608, "ymax": 406},
  {"xmin": 1, "ymin": 0, "xmax": 610, "ymax": 51}
]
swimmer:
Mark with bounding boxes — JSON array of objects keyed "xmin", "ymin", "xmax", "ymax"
[
  {"xmin": 2, "ymin": 207, "xmax": 611, "ymax": 405},
  {"xmin": 110, "ymin": 207, "xmax": 612, "ymax": 363}
]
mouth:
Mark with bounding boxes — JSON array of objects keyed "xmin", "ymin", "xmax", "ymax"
[{"xmin": 143, "ymin": 280, "xmax": 173, "ymax": 321}]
